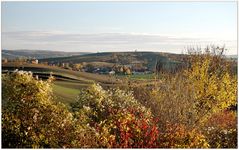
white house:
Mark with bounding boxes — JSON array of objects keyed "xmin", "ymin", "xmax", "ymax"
[{"xmin": 109, "ymin": 70, "xmax": 115, "ymax": 75}]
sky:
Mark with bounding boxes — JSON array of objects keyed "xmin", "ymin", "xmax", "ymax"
[{"xmin": 1, "ymin": 2, "xmax": 237, "ymax": 54}]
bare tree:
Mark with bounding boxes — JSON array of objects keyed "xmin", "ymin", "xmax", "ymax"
[{"xmin": 155, "ymin": 59, "xmax": 163, "ymax": 78}]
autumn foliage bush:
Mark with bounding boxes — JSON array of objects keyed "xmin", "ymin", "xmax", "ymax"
[
  {"xmin": 131, "ymin": 46, "xmax": 237, "ymax": 148},
  {"xmin": 2, "ymin": 46, "xmax": 237, "ymax": 148},
  {"xmin": 203, "ymin": 110, "xmax": 237, "ymax": 148},
  {"xmin": 71, "ymin": 83, "xmax": 159, "ymax": 148},
  {"xmin": 2, "ymin": 71, "xmax": 98, "ymax": 148},
  {"xmin": 144, "ymin": 51, "xmax": 236, "ymax": 128},
  {"xmin": 71, "ymin": 83, "xmax": 151, "ymax": 124},
  {"xmin": 158, "ymin": 122, "xmax": 209, "ymax": 148},
  {"xmin": 184, "ymin": 52, "xmax": 237, "ymax": 126},
  {"xmin": 97, "ymin": 109, "xmax": 160, "ymax": 148}
]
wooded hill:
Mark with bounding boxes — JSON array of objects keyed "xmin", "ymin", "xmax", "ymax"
[{"xmin": 39, "ymin": 51, "xmax": 186, "ymax": 71}]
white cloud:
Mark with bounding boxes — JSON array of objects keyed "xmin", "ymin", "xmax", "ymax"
[{"xmin": 2, "ymin": 31, "xmax": 237, "ymax": 54}]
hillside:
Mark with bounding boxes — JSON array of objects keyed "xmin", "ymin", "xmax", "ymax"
[
  {"xmin": 2, "ymin": 49, "xmax": 90, "ymax": 59},
  {"xmin": 2, "ymin": 63, "xmax": 119, "ymax": 84},
  {"xmin": 2, "ymin": 63, "xmax": 122, "ymax": 104},
  {"xmin": 39, "ymin": 51, "xmax": 185, "ymax": 71}
]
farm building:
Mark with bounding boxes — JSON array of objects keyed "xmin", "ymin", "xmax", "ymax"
[
  {"xmin": 31, "ymin": 58, "xmax": 38, "ymax": 64},
  {"xmin": 109, "ymin": 70, "xmax": 115, "ymax": 75}
]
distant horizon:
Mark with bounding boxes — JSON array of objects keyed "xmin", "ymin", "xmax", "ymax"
[
  {"xmin": 2, "ymin": 2, "xmax": 237, "ymax": 55},
  {"xmin": 3, "ymin": 48, "xmax": 237, "ymax": 56}
]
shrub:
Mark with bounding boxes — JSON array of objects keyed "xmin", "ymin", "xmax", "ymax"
[
  {"xmin": 130, "ymin": 46, "xmax": 237, "ymax": 148},
  {"xmin": 72, "ymin": 83, "xmax": 157, "ymax": 148},
  {"xmin": 203, "ymin": 110, "xmax": 237, "ymax": 148},
  {"xmin": 184, "ymin": 53, "xmax": 237, "ymax": 126},
  {"xmin": 97, "ymin": 109, "xmax": 159, "ymax": 148},
  {"xmin": 158, "ymin": 122, "xmax": 209, "ymax": 148},
  {"xmin": 72, "ymin": 83, "xmax": 210, "ymax": 148},
  {"xmin": 71, "ymin": 83, "xmax": 151, "ymax": 124},
  {"xmin": 132, "ymin": 47, "xmax": 237, "ymax": 130},
  {"xmin": 2, "ymin": 71, "xmax": 98, "ymax": 148}
]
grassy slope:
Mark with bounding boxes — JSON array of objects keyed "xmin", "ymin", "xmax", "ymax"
[
  {"xmin": 2, "ymin": 63, "xmax": 119, "ymax": 84},
  {"xmin": 128, "ymin": 74, "xmax": 155, "ymax": 80},
  {"xmin": 2, "ymin": 63, "xmax": 121, "ymax": 105},
  {"xmin": 53, "ymin": 83, "xmax": 80, "ymax": 104}
]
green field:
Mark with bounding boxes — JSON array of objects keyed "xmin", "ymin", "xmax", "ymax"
[
  {"xmin": 52, "ymin": 80, "xmax": 91, "ymax": 104},
  {"xmin": 116, "ymin": 73, "xmax": 155, "ymax": 80},
  {"xmin": 53, "ymin": 83, "xmax": 81, "ymax": 104},
  {"xmin": 127, "ymin": 74, "xmax": 155, "ymax": 80}
]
